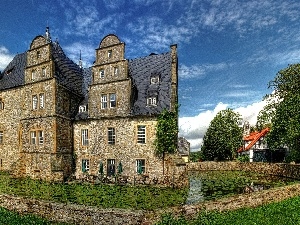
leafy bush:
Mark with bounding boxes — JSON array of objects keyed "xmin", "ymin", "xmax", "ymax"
[{"xmin": 237, "ymin": 155, "xmax": 249, "ymax": 162}]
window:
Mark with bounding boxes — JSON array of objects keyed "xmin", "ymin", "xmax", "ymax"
[
  {"xmin": 81, "ymin": 129, "xmax": 89, "ymax": 146},
  {"xmin": 32, "ymin": 95, "xmax": 38, "ymax": 110},
  {"xmin": 108, "ymin": 127, "xmax": 116, "ymax": 145},
  {"xmin": 107, "ymin": 159, "xmax": 115, "ymax": 176},
  {"xmin": 31, "ymin": 70, "xmax": 36, "ymax": 80},
  {"xmin": 109, "ymin": 93, "xmax": 116, "ymax": 108},
  {"xmin": 37, "ymin": 51, "xmax": 41, "ymax": 59},
  {"xmin": 108, "ymin": 50, "xmax": 112, "ymax": 58},
  {"xmin": 42, "ymin": 67, "xmax": 46, "ymax": 77},
  {"xmin": 30, "ymin": 130, "xmax": 44, "ymax": 145},
  {"xmin": 151, "ymin": 76, "xmax": 160, "ymax": 84},
  {"xmin": 0, "ymin": 131, "xmax": 3, "ymax": 144},
  {"xmin": 137, "ymin": 125, "xmax": 146, "ymax": 144},
  {"xmin": 101, "ymin": 94, "xmax": 107, "ymax": 109},
  {"xmin": 30, "ymin": 131, "xmax": 37, "ymax": 145},
  {"xmin": 147, "ymin": 97, "xmax": 157, "ymax": 106},
  {"xmin": 79, "ymin": 105, "xmax": 87, "ymax": 112},
  {"xmin": 99, "ymin": 69, "xmax": 105, "ymax": 78},
  {"xmin": 82, "ymin": 159, "xmax": 90, "ymax": 172},
  {"xmin": 39, "ymin": 93, "xmax": 44, "ymax": 109},
  {"xmin": 0, "ymin": 100, "xmax": 4, "ymax": 110},
  {"xmin": 114, "ymin": 67, "xmax": 119, "ymax": 75},
  {"xmin": 136, "ymin": 159, "xmax": 146, "ymax": 174},
  {"xmin": 38, "ymin": 130, "xmax": 44, "ymax": 145}
]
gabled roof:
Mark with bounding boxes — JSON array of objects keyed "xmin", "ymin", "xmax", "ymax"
[
  {"xmin": 128, "ymin": 52, "xmax": 172, "ymax": 116},
  {"xmin": 0, "ymin": 52, "xmax": 26, "ymax": 90},
  {"xmin": 237, "ymin": 127, "xmax": 270, "ymax": 153}
]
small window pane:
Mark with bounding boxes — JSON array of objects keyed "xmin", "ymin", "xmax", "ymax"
[
  {"xmin": 82, "ymin": 159, "xmax": 90, "ymax": 172},
  {"xmin": 32, "ymin": 95, "xmax": 38, "ymax": 110},
  {"xmin": 39, "ymin": 93, "xmax": 44, "ymax": 109},
  {"xmin": 100, "ymin": 69, "xmax": 105, "ymax": 78},
  {"xmin": 136, "ymin": 159, "xmax": 146, "ymax": 174},
  {"xmin": 108, "ymin": 127, "xmax": 116, "ymax": 145},
  {"xmin": 81, "ymin": 129, "xmax": 89, "ymax": 146},
  {"xmin": 31, "ymin": 131, "xmax": 37, "ymax": 145},
  {"xmin": 0, "ymin": 131, "xmax": 3, "ymax": 144},
  {"xmin": 39, "ymin": 130, "xmax": 44, "ymax": 145},
  {"xmin": 110, "ymin": 93, "xmax": 116, "ymax": 108},
  {"xmin": 137, "ymin": 125, "xmax": 146, "ymax": 144},
  {"xmin": 101, "ymin": 94, "xmax": 107, "ymax": 109}
]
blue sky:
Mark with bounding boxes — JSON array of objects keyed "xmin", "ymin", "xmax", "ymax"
[{"xmin": 1, "ymin": 0, "xmax": 300, "ymax": 150}]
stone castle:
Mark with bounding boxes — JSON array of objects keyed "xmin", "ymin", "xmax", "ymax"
[{"xmin": 0, "ymin": 28, "xmax": 178, "ymax": 182}]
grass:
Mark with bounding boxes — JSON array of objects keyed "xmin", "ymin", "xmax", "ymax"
[
  {"xmin": 156, "ymin": 195, "xmax": 300, "ymax": 225},
  {"xmin": 0, "ymin": 206, "xmax": 68, "ymax": 225},
  {"xmin": 0, "ymin": 172, "xmax": 188, "ymax": 210}
]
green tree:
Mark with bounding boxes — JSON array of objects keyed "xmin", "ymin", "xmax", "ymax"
[
  {"xmin": 154, "ymin": 107, "xmax": 178, "ymax": 155},
  {"xmin": 265, "ymin": 64, "xmax": 300, "ymax": 162},
  {"xmin": 201, "ymin": 109, "xmax": 243, "ymax": 161}
]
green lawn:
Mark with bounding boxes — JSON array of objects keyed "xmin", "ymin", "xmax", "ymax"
[
  {"xmin": 0, "ymin": 172, "xmax": 187, "ymax": 210},
  {"xmin": 156, "ymin": 195, "xmax": 300, "ymax": 225},
  {"xmin": 0, "ymin": 206, "xmax": 68, "ymax": 225}
]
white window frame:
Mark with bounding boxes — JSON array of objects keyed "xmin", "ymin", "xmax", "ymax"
[
  {"xmin": 38, "ymin": 130, "xmax": 44, "ymax": 145},
  {"xmin": 109, "ymin": 93, "xmax": 116, "ymax": 108},
  {"xmin": 32, "ymin": 95, "xmax": 38, "ymax": 110},
  {"xmin": 31, "ymin": 70, "xmax": 36, "ymax": 80},
  {"xmin": 82, "ymin": 159, "xmax": 90, "ymax": 172},
  {"xmin": 42, "ymin": 67, "xmax": 46, "ymax": 77},
  {"xmin": 108, "ymin": 127, "xmax": 116, "ymax": 145},
  {"xmin": 108, "ymin": 50, "xmax": 112, "ymax": 58},
  {"xmin": 136, "ymin": 159, "xmax": 146, "ymax": 174},
  {"xmin": 99, "ymin": 69, "xmax": 105, "ymax": 78},
  {"xmin": 150, "ymin": 76, "xmax": 159, "ymax": 84},
  {"xmin": 81, "ymin": 129, "xmax": 89, "ymax": 146},
  {"xmin": 114, "ymin": 66, "xmax": 119, "ymax": 75},
  {"xmin": 30, "ymin": 131, "xmax": 37, "ymax": 145},
  {"xmin": 39, "ymin": 93, "xmax": 44, "ymax": 109},
  {"xmin": 101, "ymin": 94, "xmax": 107, "ymax": 109},
  {"xmin": 137, "ymin": 125, "xmax": 146, "ymax": 144},
  {"xmin": 147, "ymin": 97, "xmax": 157, "ymax": 106},
  {"xmin": 79, "ymin": 105, "xmax": 87, "ymax": 112}
]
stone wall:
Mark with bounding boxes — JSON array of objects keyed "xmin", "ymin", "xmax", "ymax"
[
  {"xmin": 73, "ymin": 117, "xmax": 165, "ymax": 182},
  {"xmin": 0, "ymin": 194, "xmax": 144, "ymax": 225},
  {"xmin": 187, "ymin": 161, "xmax": 300, "ymax": 179}
]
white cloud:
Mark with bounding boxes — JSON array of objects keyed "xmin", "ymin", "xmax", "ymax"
[
  {"xmin": 179, "ymin": 100, "xmax": 267, "ymax": 152},
  {"xmin": 63, "ymin": 42, "xmax": 95, "ymax": 68},
  {"xmin": 0, "ymin": 46, "xmax": 14, "ymax": 71},
  {"xmin": 179, "ymin": 63, "xmax": 230, "ymax": 80}
]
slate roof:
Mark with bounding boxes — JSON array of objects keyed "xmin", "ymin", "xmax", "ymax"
[
  {"xmin": 51, "ymin": 42, "xmax": 84, "ymax": 95},
  {"xmin": 237, "ymin": 127, "xmax": 270, "ymax": 153},
  {"xmin": 0, "ymin": 52, "xmax": 26, "ymax": 90},
  {"xmin": 0, "ymin": 42, "xmax": 84, "ymax": 96},
  {"xmin": 128, "ymin": 52, "xmax": 172, "ymax": 116}
]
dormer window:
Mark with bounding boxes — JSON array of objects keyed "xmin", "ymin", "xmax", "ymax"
[
  {"xmin": 150, "ymin": 76, "xmax": 159, "ymax": 84},
  {"xmin": 147, "ymin": 97, "xmax": 157, "ymax": 106},
  {"xmin": 108, "ymin": 50, "xmax": 112, "ymax": 58},
  {"xmin": 100, "ymin": 69, "xmax": 105, "ymax": 78},
  {"xmin": 79, "ymin": 105, "xmax": 87, "ymax": 112}
]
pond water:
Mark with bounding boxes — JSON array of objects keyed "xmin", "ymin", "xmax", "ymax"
[{"xmin": 186, "ymin": 171, "xmax": 298, "ymax": 205}]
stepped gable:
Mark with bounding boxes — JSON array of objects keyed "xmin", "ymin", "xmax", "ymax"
[
  {"xmin": 51, "ymin": 42, "xmax": 84, "ymax": 95},
  {"xmin": 128, "ymin": 52, "xmax": 172, "ymax": 116},
  {"xmin": 0, "ymin": 52, "xmax": 26, "ymax": 90}
]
